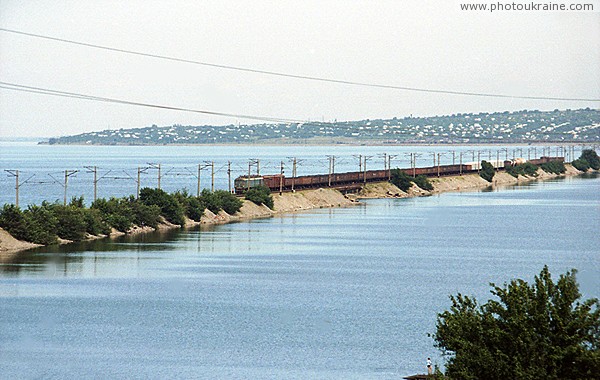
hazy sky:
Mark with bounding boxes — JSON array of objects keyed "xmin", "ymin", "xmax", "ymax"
[{"xmin": 1, "ymin": 0, "xmax": 599, "ymax": 137}]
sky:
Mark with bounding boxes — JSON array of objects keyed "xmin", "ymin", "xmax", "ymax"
[{"xmin": 0, "ymin": 0, "xmax": 599, "ymax": 138}]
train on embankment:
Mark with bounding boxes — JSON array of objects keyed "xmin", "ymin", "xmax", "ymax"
[{"xmin": 234, "ymin": 156, "xmax": 564, "ymax": 193}]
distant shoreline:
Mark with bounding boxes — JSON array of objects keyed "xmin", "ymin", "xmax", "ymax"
[{"xmin": 36, "ymin": 140, "xmax": 599, "ymax": 147}]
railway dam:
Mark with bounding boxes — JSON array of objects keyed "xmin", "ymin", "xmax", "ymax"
[{"xmin": 0, "ymin": 157, "xmax": 586, "ymax": 255}]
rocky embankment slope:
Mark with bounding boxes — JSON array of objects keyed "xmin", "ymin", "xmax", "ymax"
[{"xmin": 0, "ymin": 164, "xmax": 590, "ymax": 256}]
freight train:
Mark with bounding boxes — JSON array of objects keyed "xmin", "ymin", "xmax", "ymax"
[{"xmin": 234, "ymin": 156, "xmax": 564, "ymax": 193}]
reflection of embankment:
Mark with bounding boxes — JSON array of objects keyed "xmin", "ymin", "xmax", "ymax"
[{"xmin": 0, "ymin": 164, "xmax": 592, "ymax": 256}]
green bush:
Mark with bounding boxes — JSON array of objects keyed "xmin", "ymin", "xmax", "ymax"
[
  {"xmin": 390, "ymin": 169, "xmax": 413, "ymax": 192},
  {"xmin": 479, "ymin": 160, "xmax": 496, "ymax": 182},
  {"xmin": 0, "ymin": 204, "xmax": 28, "ymax": 241},
  {"xmin": 413, "ymin": 175, "xmax": 434, "ymax": 191},
  {"xmin": 139, "ymin": 187, "xmax": 185, "ymax": 226},
  {"xmin": 23, "ymin": 204, "xmax": 58, "ymax": 245},
  {"xmin": 83, "ymin": 208, "xmax": 111, "ymax": 235},
  {"xmin": 506, "ymin": 162, "xmax": 539, "ymax": 177},
  {"xmin": 571, "ymin": 158, "xmax": 590, "ymax": 172},
  {"xmin": 540, "ymin": 161, "xmax": 566, "ymax": 174},
  {"xmin": 92, "ymin": 197, "xmax": 134, "ymax": 232},
  {"xmin": 48, "ymin": 203, "xmax": 87, "ymax": 241},
  {"xmin": 214, "ymin": 190, "xmax": 243, "ymax": 215},
  {"xmin": 127, "ymin": 196, "xmax": 161, "ymax": 228},
  {"xmin": 173, "ymin": 190, "xmax": 205, "ymax": 221},
  {"xmin": 580, "ymin": 149, "xmax": 599, "ymax": 170},
  {"xmin": 245, "ymin": 185, "xmax": 274, "ymax": 209},
  {"xmin": 199, "ymin": 189, "xmax": 220, "ymax": 214},
  {"xmin": 186, "ymin": 196, "xmax": 205, "ymax": 221}
]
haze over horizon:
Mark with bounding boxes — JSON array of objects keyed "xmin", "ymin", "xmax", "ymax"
[{"xmin": 1, "ymin": 0, "xmax": 599, "ymax": 138}]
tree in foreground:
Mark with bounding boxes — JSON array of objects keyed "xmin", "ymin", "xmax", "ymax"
[{"xmin": 433, "ymin": 266, "xmax": 599, "ymax": 380}]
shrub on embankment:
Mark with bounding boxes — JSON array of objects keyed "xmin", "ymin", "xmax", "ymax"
[
  {"xmin": 479, "ymin": 160, "xmax": 496, "ymax": 182},
  {"xmin": 0, "ymin": 187, "xmax": 243, "ymax": 245},
  {"xmin": 574, "ymin": 149, "xmax": 600, "ymax": 171},
  {"xmin": 390, "ymin": 169, "xmax": 433, "ymax": 191},
  {"xmin": 199, "ymin": 189, "xmax": 243, "ymax": 215},
  {"xmin": 506, "ymin": 162, "xmax": 539, "ymax": 178},
  {"xmin": 244, "ymin": 185, "xmax": 274, "ymax": 209},
  {"xmin": 540, "ymin": 160, "xmax": 566, "ymax": 174}
]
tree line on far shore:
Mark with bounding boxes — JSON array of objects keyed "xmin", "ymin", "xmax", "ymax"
[{"xmin": 0, "ymin": 186, "xmax": 274, "ymax": 245}]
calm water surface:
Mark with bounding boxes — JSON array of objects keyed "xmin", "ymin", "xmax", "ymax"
[{"xmin": 1, "ymin": 174, "xmax": 599, "ymax": 379}]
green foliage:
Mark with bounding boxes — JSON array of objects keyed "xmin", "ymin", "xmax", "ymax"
[
  {"xmin": 434, "ymin": 266, "xmax": 600, "ymax": 380},
  {"xmin": 245, "ymin": 185, "xmax": 274, "ymax": 209},
  {"xmin": 506, "ymin": 162, "xmax": 539, "ymax": 177},
  {"xmin": 0, "ymin": 204, "xmax": 28, "ymax": 241},
  {"xmin": 479, "ymin": 160, "xmax": 496, "ymax": 182},
  {"xmin": 92, "ymin": 197, "xmax": 133, "ymax": 232},
  {"xmin": 47, "ymin": 203, "xmax": 87, "ymax": 241},
  {"xmin": 127, "ymin": 196, "xmax": 161, "ymax": 228},
  {"xmin": 390, "ymin": 169, "xmax": 413, "ymax": 192},
  {"xmin": 413, "ymin": 175, "xmax": 433, "ymax": 191},
  {"xmin": 540, "ymin": 160, "xmax": 566, "ymax": 174},
  {"xmin": 199, "ymin": 189, "xmax": 220, "ymax": 214},
  {"xmin": 214, "ymin": 190, "xmax": 243, "ymax": 215},
  {"xmin": 23, "ymin": 204, "xmax": 58, "ymax": 245},
  {"xmin": 173, "ymin": 190, "xmax": 205, "ymax": 222},
  {"xmin": 572, "ymin": 158, "xmax": 590, "ymax": 172},
  {"xmin": 83, "ymin": 207, "xmax": 111, "ymax": 235},
  {"xmin": 139, "ymin": 187, "xmax": 185, "ymax": 226},
  {"xmin": 580, "ymin": 149, "xmax": 600, "ymax": 170},
  {"xmin": 186, "ymin": 196, "xmax": 205, "ymax": 221}
]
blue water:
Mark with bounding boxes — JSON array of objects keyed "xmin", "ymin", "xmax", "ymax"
[
  {"xmin": 0, "ymin": 142, "xmax": 585, "ymax": 206},
  {"xmin": 1, "ymin": 170, "xmax": 598, "ymax": 379}
]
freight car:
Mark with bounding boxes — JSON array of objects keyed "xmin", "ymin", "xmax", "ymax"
[{"xmin": 234, "ymin": 157, "xmax": 564, "ymax": 193}]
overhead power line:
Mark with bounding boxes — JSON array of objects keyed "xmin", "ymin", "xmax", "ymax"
[
  {"xmin": 1, "ymin": 27, "xmax": 598, "ymax": 102},
  {"xmin": 0, "ymin": 82, "xmax": 305, "ymax": 124}
]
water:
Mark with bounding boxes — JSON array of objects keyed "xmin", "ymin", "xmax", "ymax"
[
  {"xmin": 1, "ymin": 171, "xmax": 598, "ymax": 379},
  {"xmin": 0, "ymin": 142, "xmax": 589, "ymax": 206}
]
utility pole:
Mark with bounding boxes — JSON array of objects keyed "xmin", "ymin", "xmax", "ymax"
[
  {"xmin": 84, "ymin": 166, "xmax": 112, "ymax": 202},
  {"xmin": 4, "ymin": 170, "xmax": 33, "ymax": 208},
  {"xmin": 137, "ymin": 167, "xmax": 141, "ymax": 199},
  {"xmin": 326, "ymin": 155, "xmax": 336, "ymax": 187},
  {"xmin": 247, "ymin": 160, "xmax": 252, "ymax": 191},
  {"xmin": 437, "ymin": 153, "xmax": 443, "ymax": 177},
  {"xmin": 496, "ymin": 150, "xmax": 500, "ymax": 172},
  {"xmin": 279, "ymin": 161, "xmax": 284, "ymax": 195},
  {"xmin": 387, "ymin": 155, "xmax": 397, "ymax": 180},
  {"xmin": 147, "ymin": 163, "xmax": 161, "ymax": 189},
  {"xmin": 197, "ymin": 164, "xmax": 202, "ymax": 196},
  {"xmin": 459, "ymin": 152, "xmax": 463, "ymax": 175},
  {"xmin": 5, "ymin": 170, "xmax": 19, "ymax": 207},
  {"xmin": 211, "ymin": 161, "xmax": 215, "ymax": 192},
  {"xmin": 91, "ymin": 166, "xmax": 97, "ymax": 201},
  {"xmin": 287, "ymin": 157, "xmax": 299, "ymax": 192},
  {"xmin": 431, "ymin": 152, "xmax": 436, "ymax": 167},
  {"xmin": 451, "ymin": 151, "xmax": 456, "ymax": 165},
  {"xmin": 228, "ymin": 161, "xmax": 232, "ymax": 193},
  {"xmin": 63, "ymin": 170, "xmax": 78, "ymax": 205},
  {"xmin": 477, "ymin": 151, "xmax": 481, "ymax": 173},
  {"xmin": 363, "ymin": 156, "xmax": 373, "ymax": 183}
]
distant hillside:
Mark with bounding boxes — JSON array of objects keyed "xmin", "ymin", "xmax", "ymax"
[{"xmin": 44, "ymin": 108, "xmax": 600, "ymax": 145}]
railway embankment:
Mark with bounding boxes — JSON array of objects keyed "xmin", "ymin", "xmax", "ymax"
[
  {"xmin": 0, "ymin": 164, "xmax": 591, "ymax": 256},
  {"xmin": 357, "ymin": 163, "xmax": 585, "ymax": 199}
]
